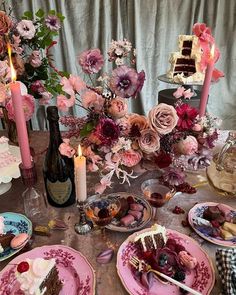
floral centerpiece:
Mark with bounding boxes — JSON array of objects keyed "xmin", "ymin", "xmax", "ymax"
[
  {"xmin": 0, "ymin": 4, "xmax": 65, "ymax": 123},
  {"xmin": 57, "ymin": 36, "xmax": 220, "ymax": 194}
]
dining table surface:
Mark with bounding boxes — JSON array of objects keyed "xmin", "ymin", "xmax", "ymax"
[{"xmin": 0, "ymin": 130, "xmax": 234, "ymax": 295}]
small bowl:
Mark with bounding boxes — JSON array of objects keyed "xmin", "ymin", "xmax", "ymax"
[
  {"xmin": 141, "ymin": 179, "xmax": 176, "ymax": 208},
  {"xmin": 85, "ymin": 195, "xmax": 120, "ymax": 227}
]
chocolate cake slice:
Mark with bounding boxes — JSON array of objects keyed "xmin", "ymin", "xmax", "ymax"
[{"xmin": 0, "ymin": 233, "xmax": 15, "ymax": 252}]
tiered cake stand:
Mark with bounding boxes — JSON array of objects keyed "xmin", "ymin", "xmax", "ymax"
[
  {"xmin": 158, "ymin": 74, "xmax": 203, "ymax": 109},
  {"xmin": 0, "ymin": 145, "xmax": 21, "ymax": 195}
]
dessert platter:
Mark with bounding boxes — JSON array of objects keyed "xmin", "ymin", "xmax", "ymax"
[
  {"xmin": 0, "ymin": 212, "xmax": 32, "ymax": 261},
  {"xmin": 104, "ymin": 192, "xmax": 152, "ymax": 233},
  {"xmin": 0, "ymin": 136, "xmax": 21, "ymax": 195},
  {"xmin": 188, "ymin": 202, "xmax": 236, "ymax": 247},
  {"xmin": 117, "ymin": 224, "xmax": 215, "ymax": 295},
  {"xmin": 0, "ymin": 245, "xmax": 96, "ymax": 295}
]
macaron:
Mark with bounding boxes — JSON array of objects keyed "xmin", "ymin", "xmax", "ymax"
[{"xmin": 10, "ymin": 233, "xmax": 29, "ymax": 250}]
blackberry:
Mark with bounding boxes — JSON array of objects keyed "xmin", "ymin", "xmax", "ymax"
[
  {"xmin": 173, "ymin": 270, "xmax": 186, "ymax": 282},
  {"xmin": 179, "ymin": 287, "xmax": 189, "ymax": 294}
]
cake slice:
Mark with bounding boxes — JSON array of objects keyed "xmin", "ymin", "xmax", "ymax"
[
  {"xmin": 0, "ymin": 233, "xmax": 15, "ymax": 253},
  {"xmin": 134, "ymin": 224, "xmax": 167, "ymax": 252},
  {"xmin": 16, "ymin": 258, "xmax": 62, "ymax": 295}
]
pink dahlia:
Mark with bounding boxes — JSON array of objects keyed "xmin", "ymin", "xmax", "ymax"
[
  {"xmin": 78, "ymin": 49, "xmax": 104, "ymax": 74},
  {"xmin": 176, "ymin": 103, "xmax": 198, "ymax": 131},
  {"xmin": 110, "ymin": 65, "xmax": 142, "ymax": 98},
  {"xmin": 93, "ymin": 118, "xmax": 120, "ymax": 146}
]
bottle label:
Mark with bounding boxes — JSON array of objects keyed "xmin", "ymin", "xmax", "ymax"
[{"xmin": 46, "ymin": 178, "xmax": 72, "ymax": 205}]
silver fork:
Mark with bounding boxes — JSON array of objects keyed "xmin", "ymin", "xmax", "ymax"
[{"xmin": 130, "ymin": 256, "xmax": 202, "ymax": 295}]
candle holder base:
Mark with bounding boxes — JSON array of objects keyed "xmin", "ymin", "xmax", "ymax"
[{"xmin": 74, "ymin": 201, "xmax": 93, "ymax": 235}]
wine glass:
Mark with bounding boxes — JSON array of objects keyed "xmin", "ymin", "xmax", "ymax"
[
  {"xmin": 141, "ymin": 179, "xmax": 176, "ymax": 220},
  {"xmin": 85, "ymin": 195, "xmax": 120, "ymax": 237}
]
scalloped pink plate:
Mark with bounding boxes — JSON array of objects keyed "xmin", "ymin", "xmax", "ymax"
[
  {"xmin": 117, "ymin": 228, "xmax": 215, "ymax": 295},
  {"xmin": 0, "ymin": 245, "xmax": 95, "ymax": 295}
]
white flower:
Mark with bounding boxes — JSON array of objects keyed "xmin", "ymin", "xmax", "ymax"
[
  {"xmin": 115, "ymin": 58, "xmax": 124, "ymax": 66},
  {"xmin": 111, "ymin": 137, "xmax": 131, "ymax": 153},
  {"xmin": 17, "ymin": 20, "xmax": 36, "ymax": 39}
]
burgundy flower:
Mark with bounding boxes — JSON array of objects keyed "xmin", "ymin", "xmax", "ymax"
[
  {"xmin": 154, "ymin": 151, "xmax": 172, "ymax": 169},
  {"xmin": 93, "ymin": 118, "xmax": 120, "ymax": 146},
  {"xmin": 78, "ymin": 48, "xmax": 104, "ymax": 74},
  {"xmin": 110, "ymin": 65, "xmax": 140, "ymax": 98},
  {"xmin": 176, "ymin": 103, "xmax": 198, "ymax": 131},
  {"xmin": 45, "ymin": 15, "xmax": 61, "ymax": 31},
  {"xmin": 162, "ymin": 168, "xmax": 186, "ymax": 186}
]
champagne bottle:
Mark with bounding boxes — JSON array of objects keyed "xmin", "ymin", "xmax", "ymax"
[{"xmin": 43, "ymin": 106, "xmax": 75, "ymax": 207}]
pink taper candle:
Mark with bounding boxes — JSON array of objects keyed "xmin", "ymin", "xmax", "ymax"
[
  {"xmin": 199, "ymin": 44, "xmax": 215, "ymax": 117},
  {"xmin": 8, "ymin": 44, "xmax": 32, "ymax": 169}
]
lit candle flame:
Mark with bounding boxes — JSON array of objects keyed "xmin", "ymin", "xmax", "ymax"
[
  {"xmin": 210, "ymin": 44, "xmax": 215, "ymax": 60},
  {"xmin": 78, "ymin": 145, "xmax": 83, "ymax": 157},
  {"xmin": 7, "ymin": 43, "xmax": 16, "ymax": 82}
]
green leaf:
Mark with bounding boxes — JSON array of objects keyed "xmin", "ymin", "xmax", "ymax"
[
  {"xmin": 48, "ymin": 10, "xmax": 56, "ymax": 15},
  {"xmin": 59, "ymin": 71, "xmax": 70, "ymax": 78},
  {"xmin": 23, "ymin": 11, "xmax": 33, "ymax": 19},
  {"xmin": 35, "ymin": 8, "xmax": 45, "ymax": 18},
  {"xmin": 57, "ymin": 13, "xmax": 65, "ymax": 22},
  {"xmin": 80, "ymin": 122, "xmax": 95, "ymax": 137}
]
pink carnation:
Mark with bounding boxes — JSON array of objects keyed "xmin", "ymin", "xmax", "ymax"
[
  {"xmin": 6, "ymin": 94, "xmax": 35, "ymax": 121},
  {"xmin": 59, "ymin": 139, "xmax": 75, "ymax": 158},
  {"xmin": 78, "ymin": 48, "xmax": 104, "ymax": 74},
  {"xmin": 81, "ymin": 90, "xmax": 105, "ymax": 112},
  {"xmin": 39, "ymin": 92, "xmax": 52, "ymax": 105},
  {"xmin": 57, "ymin": 94, "xmax": 75, "ymax": 112},
  {"xmin": 120, "ymin": 149, "xmax": 142, "ymax": 167},
  {"xmin": 31, "ymin": 80, "xmax": 45, "ymax": 94},
  {"xmin": 61, "ymin": 75, "xmax": 86, "ymax": 96}
]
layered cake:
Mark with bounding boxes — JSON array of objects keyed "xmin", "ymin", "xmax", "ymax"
[
  {"xmin": 16, "ymin": 258, "xmax": 62, "ymax": 295},
  {"xmin": 167, "ymin": 35, "xmax": 204, "ymax": 84},
  {"xmin": 134, "ymin": 224, "xmax": 167, "ymax": 252},
  {"xmin": 0, "ymin": 136, "xmax": 19, "ymax": 168}
]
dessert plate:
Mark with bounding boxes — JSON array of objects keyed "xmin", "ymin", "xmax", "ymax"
[
  {"xmin": 105, "ymin": 192, "xmax": 152, "ymax": 233},
  {"xmin": 188, "ymin": 202, "xmax": 236, "ymax": 247},
  {"xmin": 0, "ymin": 245, "xmax": 96, "ymax": 295},
  {"xmin": 117, "ymin": 227, "xmax": 215, "ymax": 295},
  {"xmin": 0, "ymin": 212, "xmax": 32, "ymax": 262}
]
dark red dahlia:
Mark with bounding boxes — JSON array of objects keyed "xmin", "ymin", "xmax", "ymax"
[
  {"xmin": 94, "ymin": 118, "xmax": 120, "ymax": 146},
  {"xmin": 176, "ymin": 104, "xmax": 198, "ymax": 131},
  {"xmin": 154, "ymin": 151, "xmax": 172, "ymax": 168}
]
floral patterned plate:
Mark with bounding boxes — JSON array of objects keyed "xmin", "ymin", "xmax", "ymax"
[
  {"xmin": 117, "ymin": 227, "xmax": 215, "ymax": 295},
  {"xmin": 188, "ymin": 202, "xmax": 236, "ymax": 247},
  {"xmin": 0, "ymin": 212, "xmax": 32, "ymax": 262},
  {"xmin": 105, "ymin": 192, "xmax": 152, "ymax": 233},
  {"xmin": 0, "ymin": 245, "xmax": 96, "ymax": 295}
]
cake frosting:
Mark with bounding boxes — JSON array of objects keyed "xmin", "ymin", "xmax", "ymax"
[
  {"xmin": 167, "ymin": 35, "xmax": 205, "ymax": 84},
  {"xmin": 134, "ymin": 224, "xmax": 167, "ymax": 252},
  {"xmin": 0, "ymin": 136, "xmax": 18, "ymax": 168},
  {"xmin": 16, "ymin": 258, "xmax": 56, "ymax": 295}
]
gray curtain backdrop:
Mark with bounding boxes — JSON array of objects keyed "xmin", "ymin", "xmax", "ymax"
[{"xmin": 8, "ymin": 0, "xmax": 236, "ymax": 130}]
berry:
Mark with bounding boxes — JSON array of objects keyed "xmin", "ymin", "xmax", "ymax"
[
  {"xmin": 17, "ymin": 261, "xmax": 29, "ymax": 273},
  {"xmin": 172, "ymin": 206, "xmax": 185, "ymax": 214},
  {"xmin": 176, "ymin": 183, "xmax": 196, "ymax": 194},
  {"xmin": 174, "ymin": 270, "xmax": 186, "ymax": 282},
  {"xmin": 98, "ymin": 208, "xmax": 110, "ymax": 219}
]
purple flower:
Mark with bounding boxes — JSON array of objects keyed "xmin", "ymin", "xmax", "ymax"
[
  {"xmin": 78, "ymin": 49, "xmax": 104, "ymax": 74},
  {"xmin": 93, "ymin": 118, "xmax": 120, "ymax": 146},
  {"xmin": 45, "ymin": 15, "xmax": 61, "ymax": 31},
  {"xmin": 162, "ymin": 168, "xmax": 186, "ymax": 186},
  {"xmin": 110, "ymin": 65, "xmax": 140, "ymax": 98},
  {"xmin": 133, "ymin": 70, "xmax": 145, "ymax": 97}
]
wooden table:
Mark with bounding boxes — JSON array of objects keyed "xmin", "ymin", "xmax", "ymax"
[{"xmin": 0, "ymin": 131, "xmax": 231, "ymax": 295}]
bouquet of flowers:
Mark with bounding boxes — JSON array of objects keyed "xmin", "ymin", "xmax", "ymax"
[
  {"xmin": 0, "ymin": 4, "xmax": 65, "ymax": 121},
  {"xmin": 57, "ymin": 39, "xmax": 220, "ymax": 194}
]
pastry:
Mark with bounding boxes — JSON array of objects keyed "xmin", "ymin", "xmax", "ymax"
[
  {"xmin": 203, "ymin": 206, "xmax": 221, "ymax": 221},
  {"xmin": 0, "ymin": 233, "xmax": 15, "ymax": 252},
  {"xmin": 10, "ymin": 233, "xmax": 29, "ymax": 250},
  {"xmin": 178, "ymin": 251, "xmax": 197, "ymax": 270},
  {"xmin": 220, "ymin": 228, "xmax": 234, "ymax": 240},
  {"xmin": 120, "ymin": 214, "xmax": 135, "ymax": 226},
  {"xmin": 130, "ymin": 203, "xmax": 144, "ymax": 211},
  {"xmin": 128, "ymin": 210, "xmax": 142, "ymax": 220},
  {"xmin": 222, "ymin": 222, "xmax": 236, "ymax": 236}
]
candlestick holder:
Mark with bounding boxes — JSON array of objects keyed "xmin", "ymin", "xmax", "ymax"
[
  {"xmin": 20, "ymin": 162, "xmax": 47, "ymax": 223},
  {"xmin": 74, "ymin": 200, "xmax": 93, "ymax": 235}
]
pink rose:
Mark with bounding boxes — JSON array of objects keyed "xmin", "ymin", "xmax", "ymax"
[
  {"xmin": 120, "ymin": 149, "xmax": 142, "ymax": 167},
  {"xmin": 148, "ymin": 103, "xmax": 178, "ymax": 135},
  {"xmin": 128, "ymin": 114, "xmax": 148, "ymax": 135},
  {"xmin": 6, "ymin": 94, "xmax": 35, "ymax": 121},
  {"xmin": 175, "ymin": 135, "xmax": 198, "ymax": 155},
  {"xmin": 107, "ymin": 97, "xmax": 128, "ymax": 119},
  {"xmin": 0, "ymin": 11, "xmax": 12, "ymax": 35},
  {"xmin": 17, "ymin": 20, "xmax": 36, "ymax": 39},
  {"xmin": 81, "ymin": 90, "xmax": 105, "ymax": 112},
  {"xmin": 57, "ymin": 94, "xmax": 75, "ymax": 112},
  {"xmin": 59, "ymin": 139, "xmax": 75, "ymax": 158},
  {"xmin": 138, "ymin": 129, "xmax": 160, "ymax": 154},
  {"xmin": 29, "ymin": 50, "xmax": 42, "ymax": 68}
]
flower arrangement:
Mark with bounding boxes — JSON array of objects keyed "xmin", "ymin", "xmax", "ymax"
[
  {"xmin": 0, "ymin": 3, "xmax": 65, "ymax": 122},
  {"xmin": 57, "ymin": 39, "xmax": 220, "ymax": 194}
]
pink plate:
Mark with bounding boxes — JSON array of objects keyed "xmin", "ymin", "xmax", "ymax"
[
  {"xmin": 117, "ymin": 227, "xmax": 215, "ymax": 295},
  {"xmin": 188, "ymin": 202, "xmax": 236, "ymax": 248},
  {"xmin": 0, "ymin": 245, "xmax": 95, "ymax": 295}
]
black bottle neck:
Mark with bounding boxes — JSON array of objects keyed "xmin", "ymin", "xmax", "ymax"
[{"xmin": 48, "ymin": 119, "xmax": 63, "ymax": 149}]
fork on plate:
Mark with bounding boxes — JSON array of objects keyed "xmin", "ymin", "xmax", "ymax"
[{"xmin": 129, "ymin": 256, "xmax": 202, "ymax": 295}]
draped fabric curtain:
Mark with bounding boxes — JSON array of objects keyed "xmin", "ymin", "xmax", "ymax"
[{"xmin": 8, "ymin": 0, "xmax": 236, "ymax": 130}]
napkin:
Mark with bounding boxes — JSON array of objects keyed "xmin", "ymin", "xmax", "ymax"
[{"xmin": 216, "ymin": 248, "xmax": 236, "ymax": 295}]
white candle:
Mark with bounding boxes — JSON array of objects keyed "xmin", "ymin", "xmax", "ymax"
[{"xmin": 74, "ymin": 145, "xmax": 87, "ymax": 202}]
